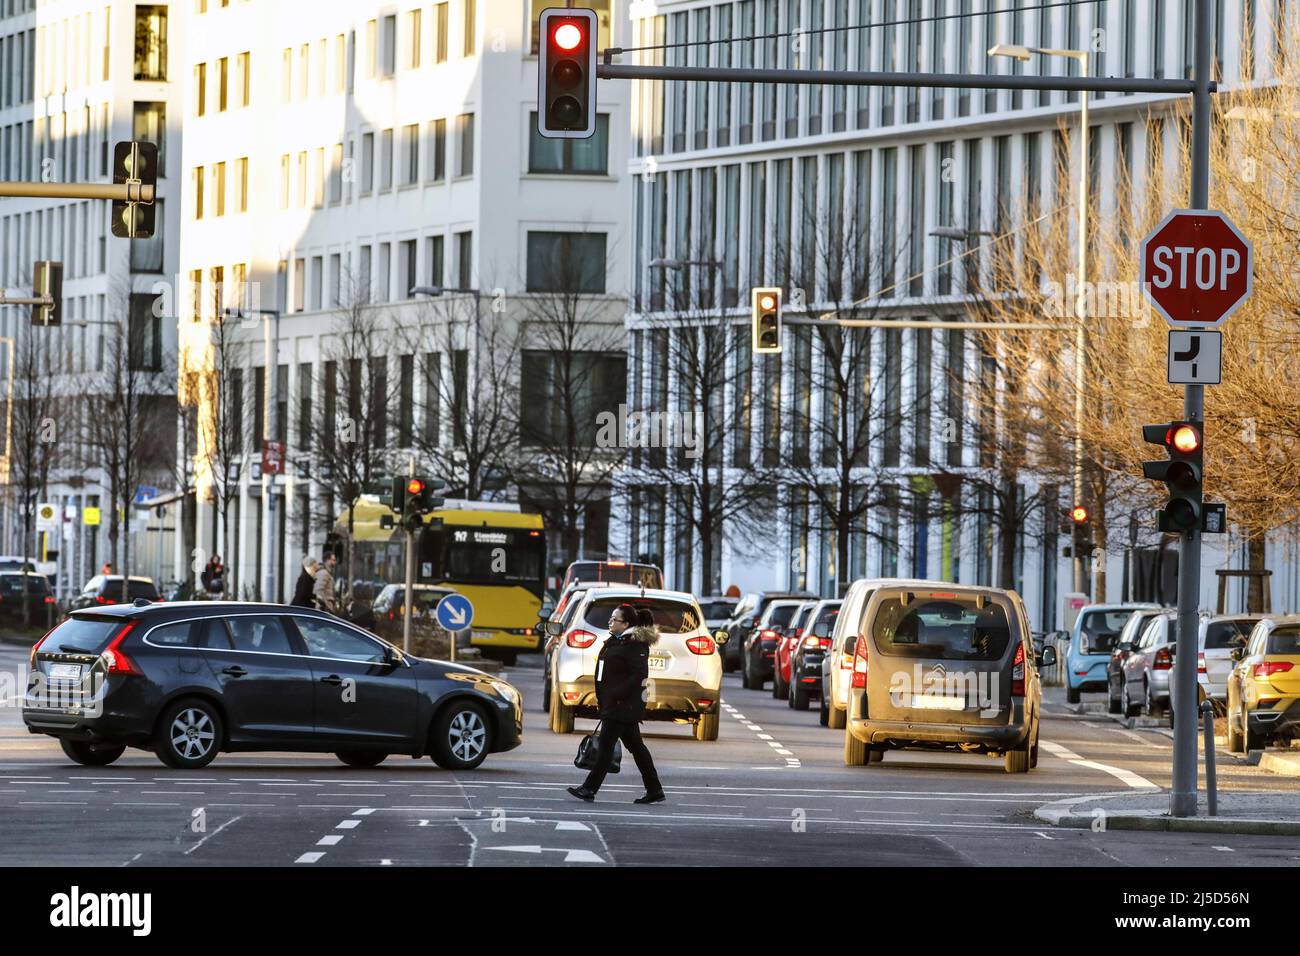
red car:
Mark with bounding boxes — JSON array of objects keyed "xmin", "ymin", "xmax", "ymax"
[{"xmin": 772, "ymin": 602, "xmax": 817, "ymax": 701}]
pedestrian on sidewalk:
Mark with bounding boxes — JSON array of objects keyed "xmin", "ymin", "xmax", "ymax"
[
  {"xmin": 313, "ymin": 553, "xmax": 339, "ymax": 614},
  {"xmin": 291, "ymin": 556, "xmax": 319, "ymax": 607},
  {"xmin": 568, "ymin": 604, "xmax": 666, "ymax": 804}
]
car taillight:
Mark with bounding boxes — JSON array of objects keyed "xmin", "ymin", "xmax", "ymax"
[
  {"xmin": 43, "ymin": 596, "xmax": 55, "ymax": 604},
  {"xmin": 802, "ymin": 635, "xmax": 820, "ymax": 649},
  {"xmin": 851, "ymin": 635, "xmax": 868, "ymax": 688},
  {"xmin": 819, "ymin": 637, "xmax": 832, "ymax": 649},
  {"xmin": 759, "ymin": 628, "xmax": 777, "ymax": 641},
  {"xmin": 686, "ymin": 635, "xmax": 716, "ymax": 655},
  {"xmin": 95, "ymin": 596, "xmax": 109, "ymax": 604},
  {"xmin": 99, "ymin": 621, "xmax": 141, "ymax": 676},
  {"xmin": 29, "ymin": 625, "xmax": 57, "ymax": 669},
  {"xmin": 567, "ymin": 628, "xmax": 598, "ymax": 648},
  {"xmin": 840, "ymin": 650, "xmax": 854, "ymax": 670},
  {"xmin": 696, "ymin": 698, "xmax": 713, "ymax": 707},
  {"xmin": 1254, "ymin": 661, "xmax": 1295, "ymax": 679},
  {"xmin": 1154, "ymin": 646, "xmax": 1173, "ymax": 670},
  {"xmin": 1197, "ymin": 653, "xmax": 1207, "ymax": 674},
  {"xmin": 1011, "ymin": 642, "xmax": 1026, "ymax": 696}
]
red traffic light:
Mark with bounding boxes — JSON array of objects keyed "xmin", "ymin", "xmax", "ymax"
[
  {"xmin": 1070, "ymin": 505, "xmax": 1089, "ymax": 525},
  {"xmin": 406, "ymin": 478, "xmax": 425, "ymax": 496},
  {"xmin": 553, "ymin": 22, "xmax": 583, "ymax": 50},
  {"xmin": 758, "ymin": 293, "xmax": 777, "ymax": 311},
  {"xmin": 1170, "ymin": 424, "xmax": 1201, "ymax": 454}
]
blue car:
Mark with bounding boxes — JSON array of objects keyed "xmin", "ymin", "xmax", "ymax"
[{"xmin": 1065, "ymin": 603, "xmax": 1160, "ymax": 704}]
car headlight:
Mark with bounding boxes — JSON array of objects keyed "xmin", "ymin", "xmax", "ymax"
[{"xmin": 492, "ymin": 681, "xmax": 519, "ymax": 703}]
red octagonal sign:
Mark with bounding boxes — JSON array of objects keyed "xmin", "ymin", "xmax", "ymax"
[{"xmin": 1139, "ymin": 208, "xmax": 1253, "ymax": 328}]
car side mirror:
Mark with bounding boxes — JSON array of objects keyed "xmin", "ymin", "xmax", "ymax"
[
  {"xmin": 544, "ymin": 620, "xmax": 562, "ymax": 637},
  {"xmin": 1038, "ymin": 645, "xmax": 1057, "ymax": 668},
  {"xmin": 714, "ymin": 629, "xmax": 729, "ymax": 646},
  {"xmin": 1117, "ymin": 641, "xmax": 1133, "ymax": 654}
]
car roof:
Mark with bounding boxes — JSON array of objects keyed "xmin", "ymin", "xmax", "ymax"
[
  {"xmin": 871, "ymin": 581, "xmax": 1021, "ymax": 599},
  {"xmin": 70, "ymin": 601, "xmax": 342, "ymax": 621},
  {"xmin": 580, "ymin": 586, "xmax": 698, "ymax": 605}
]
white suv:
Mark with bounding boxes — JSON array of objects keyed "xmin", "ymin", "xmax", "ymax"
[{"xmin": 546, "ymin": 587, "xmax": 723, "ymax": 741}]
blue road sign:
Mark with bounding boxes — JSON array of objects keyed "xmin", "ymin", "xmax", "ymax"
[
  {"xmin": 435, "ymin": 593, "xmax": 474, "ymax": 631},
  {"xmin": 133, "ymin": 485, "xmax": 158, "ymax": 505}
]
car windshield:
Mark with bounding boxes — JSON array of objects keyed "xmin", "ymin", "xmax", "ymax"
[
  {"xmin": 568, "ymin": 562, "xmax": 662, "ymax": 588},
  {"xmin": 812, "ymin": 605, "xmax": 841, "ymax": 635},
  {"xmin": 1079, "ymin": 610, "xmax": 1133, "ymax": 654},
  {"xmin": 699, "ymin": 601, "xmax": 737, "ymax": 620},
  {"xmin": 584, "ymin": 599, "xmax": 700, "ymax": 634},
  {"xmin": 1204, "ymin": 620, "xmax": 1253, "ymax": 650},
  {"xmin": 0, "ymin": 574, "xmax": 49, "ymax": 595},
  {"xmin": 1267, "ymin": 626, "xmax": 1300, "ymax": 655},
  {"xmin": 765, "ymin": 604, "xmax": 800, "ymax": 628},
  {"xmin": 40, "ymin": 616, "xmax": 125, "ymax": 655},
  {"xmin": 871, "ymin": 594, "xmax": 1014, "ymax": 662}
]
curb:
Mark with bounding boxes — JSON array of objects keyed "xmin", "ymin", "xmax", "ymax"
[
  {"xmin": 1034, "ymin": 805, "xmax": 1300, "ymax": 835},
  {"xmin": 1259, "ymin": 752, "xmax": 1300, "ymax": 778}
]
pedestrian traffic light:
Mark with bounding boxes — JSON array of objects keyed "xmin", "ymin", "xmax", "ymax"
[
  {"xmin": 752, "ymin": 287, "xmax": 782, "ymax": 354},
  {"xmin": 537, "ymin": 7, "xmax": 598, "ymax": 139},
  {"xmin": 110, "ymin": 140, "xmax": 158, "ymax": 239},
  {"xmin": 31, "ymin": 260, "xmax": 62, "ymax": 326},
  {"xmin": 1142, "ymin": 421, "xmax": 1203, "ymax": 532}
]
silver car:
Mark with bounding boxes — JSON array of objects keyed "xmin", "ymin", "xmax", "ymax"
[{"xmin": 1121, "ymin": 612, "xmax": 1178, "ymax": 717}]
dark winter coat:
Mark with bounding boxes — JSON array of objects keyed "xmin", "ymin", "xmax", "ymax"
[
  {"xmin": 290, "ymin": 569, "xmax": 316, "ymax": 607},
  {"xmin": 594, "ymin": 624, "xmax": 660, "ymax": 722}
]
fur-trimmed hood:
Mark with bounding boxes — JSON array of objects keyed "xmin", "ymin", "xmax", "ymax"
[{"xmin": 622, "ymin": 624, "xmax": 660, "ymax": 646}]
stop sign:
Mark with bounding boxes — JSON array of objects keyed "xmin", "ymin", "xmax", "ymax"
[{"xmin": 1140, "ymin": 208, "xmax": 1253, "ymax": 327}]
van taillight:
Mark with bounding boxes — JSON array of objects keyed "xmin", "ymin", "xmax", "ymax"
[
  {"xmin": 567, "ymin": 629, "xmax": 598, "ymax": 648},
  {"xmin": 1011, "ymin": 642, "xmax": 1026, "ymax": 696},
  {"xmin": 1154, "ymin": 646, "xmax": 1173, "ymax": 670},
  {"xmin": 851, "ymin": 635, "xmax": 868, "ymax": 688},
  {"xmin": 100, "ymin": 621, "xmax": 141, "ymax": 676},
  {"xmin": 686, "ymin": 635, "xmax": 715, "ymax": 655},
  {"xmin": 1197, "ymin": 653, "xmax": 1207, "ymax": 674}
]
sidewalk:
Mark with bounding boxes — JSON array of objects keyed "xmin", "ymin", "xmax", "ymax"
[{"xmin": 1034, "ymin": 789, "xmax": 1300, "ymax": 835}]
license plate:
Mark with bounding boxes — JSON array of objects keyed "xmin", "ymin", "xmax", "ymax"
[
  {"xmin": 648, "ymin": 656, "xmax": 668, "ymax": 670},
  {"xmin": 47, "ymin": 664, "xmax": 82, "ymax": 682},
  {"xmin": 471, "ymin": 630, "xmax": 493, "ymax": 641},
  {"xmin": 911, "ymin": 693, "xmax": 965, "ymax": 711}
]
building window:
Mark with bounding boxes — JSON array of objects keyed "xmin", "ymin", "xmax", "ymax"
[
  {"xmin": 128, "ymin": 292, "xmax": 162, "ymax": 370},
  {"xmin": 426, "ymin": 235, "xmax": 445, "ymax": 287},
  {"xmin": 398, "ymin": 354, "xmax": 415, "ymax": 445},
  {"xmin": 193, "ymin": 165, "xmax": 205, "ymax": 219},
  {"xmin": 434, "ymin": 3, "xmax": 449, "ymax": 63},
  {"xmin": 427, "ymin": 119, "xmax": 446, "ymax": 181},
  {"xmin": 297, "ymin": 150, "xmax": 307, "ymax": 207},
  {"xmin": 218, "ymin": 56, "xmax": 229, "ymax": 111},
  {"xmin": 134, "ymin": 5, "xmax": 168, "ymax": 81},
  {"xmin": 519, "ymin": 350, "xmax": 625, "ymax": 447},
  {"xmin": 194, "ymin": 62, "xmax": 206, "ymax": 116},
  {"xmin": 401, "ymin": 124, "xmax": 419, "ymax": 185},
  {"xmin": 382, "ymin": 14, "xmax": 397, "ymax": 75},
  {"xmin": 366, "ymin": 19, "xmax": 378, "ymax": 77},
  {"xmin": 129, "ymin": 199, "xmax": 164, "ymax": 273},
  {"xmin": 131, "ymin": 102, "xmax": 166, "ymax": 176},
  {"xmin": 406, "ymin": 8, "xmax": 422, "ymax": 69},
  {"xmin": 526, "ymin": 232, "xmax": 606, "ymax": 293},
  {"xmin": 213, "ymin": 161, "xmax": 226, "ymax": 215},
  {"xmin": 455, "ymin": 231, "xmax": 472, "ymax": 289},
  {"xmin": 237, "ymin": 51, "xmax": 250, "ymax": 106},
  {"xmin": 379, "ymin": 129, "xmax": 393, "ymax": 190},
  {"xmin": 463, "ymin": 0, "xmax": 476, "ymax": 55},
  {"xmin": 455, "ymin": 113, "xmax": 474, "ymax": 177},
  {"xmin": 528, "ymin": 113, "xmax": 609, "ymax": 174},
  {"xmin": 360, "ymin": 132, "xmax": 374, "ymax": 193},
  {"xmin": 399, "ymin": 239, "xmax": 417, "ymax": 298}
]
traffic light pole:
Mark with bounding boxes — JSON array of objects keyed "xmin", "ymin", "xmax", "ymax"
[
  {"xmin": 403, "ymin": 457, "xmax": 416, "ymax": 656},
  {"xmin": 1169, "ymin": 0, "xmax": 1214, "ymax": 821},
  {"xmin": 0, "ymin": 180, "xmax": 155, "ymax": 202}
]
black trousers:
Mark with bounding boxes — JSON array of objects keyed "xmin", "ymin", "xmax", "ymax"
[{"xmin": 582, "ymin": 718, "xmax": 662, "ymax": 795}]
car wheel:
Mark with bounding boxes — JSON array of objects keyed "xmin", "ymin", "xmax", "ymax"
[
  {"xmin": 695, "ymin": 712, "xmax": 719, "ymax": 741},
  {"xmin": 1226, "ymin": 690, "xmax": 1243, "ymax": 753},
  {"xmin": 431, "ymin": 700, "xmax": 491, "ymax": 770},
  {"xmin": 1244, "ymin": 718, "xmax": 1263, "ymax": 752},
  {"xmin": 828, "ymin": 702, "xmax": 847, "ymax": 730},
  {"xmin": 550, "ymin": 682, "xmax": 575, "ymax": 734},
  {"xmin": 741, "ymin": 656, "xmax": 753, "ymax": 690},
  {"xmin": 1107, "ymin": 677, "xmax": 1122, "ymax": 714},
  {"xmin": 1122, "ymin": 681, "xmax": 1141, "ymax": 718},
  {"xmin": 59, "ymin": 739, "xmax": 126, "ymax": 767},
  {"xmin": 154, "ymin": 698, "xmax": 223, "ymax": 770},
  {"xmin": 791, "ymin": 681, "xmax": 809, "ymax": 711},
  {"xmin": 541, "ymin": 673, "xmax": 551, "ymax": 713},
  {"xmin": 1004, "ymin": 730, "xmax": 1032, "ymax": 773},
  {"xmin": 1065, "ymin": 684, "xmax": 1081, "ymax": 705},
  {"xmin": 1029, "ymin": 722, "xmax": 1040, "ymax": 769},
  {"xmin": 866, "ymin": 748, "xmax": 885, "ymax": 764},
  {"xmin": 775, "ymin": 670, "xmax": 789, "ymax": 701},
  {"xmin": 336, "ymin": 751, "xmax": 387, "ymax": 769},
  {"xmin": 843, "ymin": 729, "xmax": 869, "ymax": 766},
  {"xmin": 818, "ymin": 694, "xmax": 829, "ymax": 726}
]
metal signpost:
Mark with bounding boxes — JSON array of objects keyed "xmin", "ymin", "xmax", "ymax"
[{"xmin": 435, "ymin": 594, "xmax": 474, "ymax": 664}]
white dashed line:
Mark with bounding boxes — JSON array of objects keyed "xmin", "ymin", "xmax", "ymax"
[
  {"xmin": 316, "ymin": 835, "xmax": 343, "ymax": 846},
  {"xmin": 295, "ymin": 852, "xmax": 325, "ymax": 864},
  {"xmin": 336, "ymin": 820, "xmax": 361, "ymax": 829}
]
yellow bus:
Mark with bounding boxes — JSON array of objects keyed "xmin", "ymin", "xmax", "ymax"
[{"xmin": 335, "ymin": 499, "xmax": 547, "ymax": 664}]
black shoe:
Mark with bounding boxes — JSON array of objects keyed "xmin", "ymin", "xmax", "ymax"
[
  {"xmin": 567, "ymin": 786, "xmax": 596, "ymax": 802},
  {"xmin": 633, "ymin": 791, "xmax": 666, "ymax": 804}
]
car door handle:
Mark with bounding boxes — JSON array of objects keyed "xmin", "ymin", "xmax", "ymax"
[
  {"xmin": 320, "ymin": 675, "xmax": 345, "ymax": 686},
  {"xmin": 222, "ymin": 666, "xmax": 248, "ymax": 677}
]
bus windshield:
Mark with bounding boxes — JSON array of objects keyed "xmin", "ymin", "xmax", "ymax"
[{"xmin": 422, "ymin": 525, "xmax": 547, "ymax": 596}]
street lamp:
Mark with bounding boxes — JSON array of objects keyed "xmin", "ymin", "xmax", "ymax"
[
  {"xmin": 224, "ymin": 306, "xmax": 282, "ymax": 603},
  {"xmin": 991, "ymin": 41, "xmax": 1091, "ymax": 599}
]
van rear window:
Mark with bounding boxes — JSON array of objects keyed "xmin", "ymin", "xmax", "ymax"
[
  {"xmin": 1204, "ymin": 620, "xmax": 1252, "ymax": 650},
  {"xmin": 1267, "ymin": 627, "xmax": 1300, "ymax": 655},
  {"xmin": 870, "ymin": 595, "xmax": 1014, "ymax": 661},
  {"xmin": 585, "ymin": 599, "xmax": 700, "ymax": 634},
  {"xmin": 40, "ymin": 616, "xmax": 126, "ymax": 656}
]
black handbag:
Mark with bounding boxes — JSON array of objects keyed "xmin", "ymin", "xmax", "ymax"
[{"xmin": 574, "ymin": 721, "xmax": 622, "ymax": 773}]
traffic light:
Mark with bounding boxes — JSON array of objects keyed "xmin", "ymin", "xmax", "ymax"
[
  {"xmin": 110, "ymin": 140, "xmax": 158, "ymax": 239},
  {"xmin": 752, "ymin": 287, "xmax": 782, "ymax": 354},
  {"xmin": 1067, "ymin": 503, "xmax": 1094, "ymax": 558},
  {"xmin": 395, "ymin": 476, "xmax": 447, "ymax": 531},
  {"xmin": 1142, "ymin": 421, "xmax": 1204, "ymax": 532},
  {"xmin": 32, "ymin": 260, "xmax": 62, "ymax": 326},
  {"xmin": 537, "ymin": 7, "xmax": 598, "ymax": 139}
]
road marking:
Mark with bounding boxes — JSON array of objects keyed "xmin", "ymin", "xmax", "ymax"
[
  {"xmin": 1213, "ymin": 845, "xmax": 1233, "ymax": 852},
  {"xmin": 316, "ymin": 835, "xmax": 343, "ymax": 846},
  {"xmin": 555, "ymin": 820, "xmax": 590, "ymax": 831},
  {"xmin": 119, "ymin": 853, "xmax": 143, "ymax": 866},
  {"xmin": 756, "ymin": 733, "xmax": 774, "ymax": 740},
  {"xmin": 353, "ymin": 808, "xmax": 375, "ymax": 815},
  {"xmin": 380, "ymin": 859, "xmax": 392, "ymax": 865},
  {"xmin": 1035, "ymin": 831, "xmax": 1055, "ymax": 840},
  {"xmin": 294, "ymin": 852, "xmax": 325, "ymax": 864},
  {"xmin": 1039, "ymin": 740, "xmax": 1159, "ymax": 789},
  {"xmin": 336, "ymin": 820, "xmax": 361, "ymax": 829},
  {"xmin": 183, "ymin": 815, "xmax": 242, "ymax": 856}
]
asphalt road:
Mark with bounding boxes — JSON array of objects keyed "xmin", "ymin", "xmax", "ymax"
[{"xmin": 2, "ymin": 643, "xmax": 1298, "ymax": 867}]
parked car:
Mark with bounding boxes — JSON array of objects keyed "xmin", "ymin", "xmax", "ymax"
[
  {"xmin": 560, "ymin": 559, "xmax": 663, "ymax": 592},
  {"xmin": 370, "ymin": 583, "xmax": 456, "ymax": 638},
  {"xmin": 1064, "ymin": 603, "xmax": 1159, "ymax": 703},
  {"xmin": 788, "ymin": 599, "xmax": 840, "ymax": 711},
  {"xmin": 1197, "ymin": 615, "xmax": 1259, "ymax": 708},
  {"xmin": 699, "ymin": 595, "xmax": 740, "ymax": 633},
  {"xmin": 772, "ymin": 601, "xmax": 817, "ymax": 701},
  {"xmin": 0, "ymin": 571, "xmax": 57, "ymax": 624},
  {"xmin": 1120, "ymin": 612, "xmax": 1178, "ymax": 718},
  {"xmin": 1107, "ymin": 609, "xmax": 1167, "ymax": 714},
  {"xmin": 720, "ymin": 590, "xmax": 817, "ymax": 673},
  {"xmin": 545, "ymin": 586, "xmax": 722, "ymax": 740},
  {"xmin": 820, "ymin": 578, "xmax": 937, "ymax": 729},
  {"xmin": 741, "ymin": 599, "xmax": 807, "ymax": 690},
  {"xmin": 844, "ymin": 583, "xmax": 1053, "ymax": 773},
  {"xmin": 66, "ymin": 575, "xmax": 161, "ymax": 611},
  {"xmin": 1227, "ymin": 616, "xmax": 1300, "ymax": 752},
  {"xmin": 23, "ymin": 601, "xmax": 522, "ymax": 770}
]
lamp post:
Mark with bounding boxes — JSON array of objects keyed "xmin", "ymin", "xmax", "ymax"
[{"xmin": 990, "ymin": 42, "xmax": 1091, "ymax": 598}]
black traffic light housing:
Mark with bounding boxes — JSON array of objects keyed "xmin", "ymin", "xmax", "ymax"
[
  {"xmin": 111, "ymin": 140, "xmax": 158, "ymax": 239},
  {"xmin": 537, "ymin": 7, "xmax": 598, "ymax": 139},
  {"xmin": 1142, "ymin": 421, "xmax": 1203, "ymax": 532},
  {"xmin": 752, "ymin": 287, "xmax": 782, "ymax": 354},
  {"xmin": 395, "ymin": 476, "xmax": 447, "ymax": 531},
  {"xmin": 1066, "ymin": 504, "xmax": 1094, "ymax": 558},
  {"xmin": 32, "ymin": 260, "xmax": 63, "ymax": 326}
]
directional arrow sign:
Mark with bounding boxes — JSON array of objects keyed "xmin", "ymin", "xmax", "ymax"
[{"xmin": 435, "ymin": 593, "xmax": 474, "ymax": 631}]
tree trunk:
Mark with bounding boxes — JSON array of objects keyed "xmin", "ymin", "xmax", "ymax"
[
  {"xmin": 1247, "ymin": 534, "xmax": 1268, "ymax": 613},
  {"xmin": 997, "ymin": 475, "xmax": 1017, "ymax": 591}
]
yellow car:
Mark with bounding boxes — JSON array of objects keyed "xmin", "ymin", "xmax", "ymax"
[{"xmin": 1226, "ymin": 616, "xmax": 1300, "ymax": 752}]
